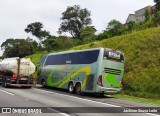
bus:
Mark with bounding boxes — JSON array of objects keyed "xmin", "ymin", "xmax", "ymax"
[{"xmin": 37, "ymin": 48, "xmax": 124, "ymax": 96}]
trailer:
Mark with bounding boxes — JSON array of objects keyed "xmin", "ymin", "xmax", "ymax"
[{"xmin": 0, "ymin": 57, "xmax": 35, "ymax": 88}]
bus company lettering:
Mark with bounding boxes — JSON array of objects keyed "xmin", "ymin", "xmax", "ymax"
[{"xmin": 109, "ymin": 52, "xmax": 120, "ymax": 59}]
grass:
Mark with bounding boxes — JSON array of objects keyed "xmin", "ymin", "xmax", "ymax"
[{"xmin": 111, "ymin": 94, "xmax": 160, "ymax": 106}]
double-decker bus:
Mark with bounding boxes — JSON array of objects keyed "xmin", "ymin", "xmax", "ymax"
[{"xmin": 37, "ymin": 48, "xmax": 124, "ymax": 96}]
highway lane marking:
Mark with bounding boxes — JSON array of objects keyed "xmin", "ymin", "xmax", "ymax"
[
  {"xmin": 47, "ymin": 108, "xmax": 70, "ymax": 116},
  {"xmin": 34, "ymin": 88, "xmax": 160, "ymax": 116},
  {"xmin": 34, "ymin": 88, "xmax": 119, "ymax": 107},
  {"xmin": 0, "ymin": 89, "xmax": 15, "ymax": 96},
  {"xmin": 0, "ymin": 88, "xmax": 69, "ymax": 116},
  {"xmin": 147, "ymin": 113, "xmax": 160, "ymax": 116}
]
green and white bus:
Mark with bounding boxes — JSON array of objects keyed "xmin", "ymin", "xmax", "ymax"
[{"xmin": 37, "ymin": 48, "xmax": 124, "ymax": 95}]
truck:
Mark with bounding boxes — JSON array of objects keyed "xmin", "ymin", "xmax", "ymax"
[{"xmin": 0, "ymin": 57, "xmax": 35, "ymax": 88}]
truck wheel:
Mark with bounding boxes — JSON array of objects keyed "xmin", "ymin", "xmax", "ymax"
[
  {"xmin": 75, "ymin": 83, "xmax": 81, "ymax": 95},
  {"xmin": 26, "ymin": 86, "xmax": 32, "ymax": 89},
  {"xmin": 3, "ymin": 79, "xmax": 9, "ymax": 88},
  {"xmin": 2, "ymin": 80, "xmax": 4, "ymax": 87},
  {"xmin": 68, "ymin": 82, "xmax": 75, "ymax": 93}
]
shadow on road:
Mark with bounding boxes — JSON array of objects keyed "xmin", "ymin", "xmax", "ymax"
[{"xmin": 35, "ymin": 86, "xmax": 114, "ymax": 99}]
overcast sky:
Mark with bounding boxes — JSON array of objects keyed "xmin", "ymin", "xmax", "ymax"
[{"xmin": 0, "ymin": 0, "xmax": 155, "ymax": 56}]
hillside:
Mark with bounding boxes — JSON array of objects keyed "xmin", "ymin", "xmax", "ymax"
[{"xmin": 28, "ymin": 27, "xmax": 160, "ymax": 99}]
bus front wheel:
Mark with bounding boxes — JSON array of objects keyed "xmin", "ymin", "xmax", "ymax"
[{"xmin": 75, "ymin": 83, "xmax": 81, "ymax": 95}]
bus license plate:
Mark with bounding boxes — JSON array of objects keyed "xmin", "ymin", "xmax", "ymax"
[{"xmin": 20, "ymin": 78, "xmax": 27, "ymax": 80}]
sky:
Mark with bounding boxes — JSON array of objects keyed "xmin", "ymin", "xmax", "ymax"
[{"xmin": 0, "ymin": 0, "xmax": 155, "ymax": 56}]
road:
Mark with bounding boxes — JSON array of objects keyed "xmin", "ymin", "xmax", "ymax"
[{"xmin": 0, "ymin": 85, "xmax": 159, "ymax": 116}]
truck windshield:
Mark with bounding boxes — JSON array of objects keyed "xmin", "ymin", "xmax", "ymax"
[{"xmin": 103, "ymin": 50, "xmax": 124, "ymax": 62}]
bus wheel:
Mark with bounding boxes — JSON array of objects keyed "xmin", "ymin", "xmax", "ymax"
[
  {"xmin": 75, "ymin": 83, "xmax": 81, "ymax": 95},
  {"xmin": 41, "ymin": 79, "xmax": 46, "ymax": 88},
  {"xmin": 68, "ymin": 82, "xmax": 75, "ymax": 93}
]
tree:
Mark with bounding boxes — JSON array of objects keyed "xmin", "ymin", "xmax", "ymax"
[
  {"xmin": 25, "ymin": 22, "xmax": 50, "ymax": 41},
  {"xmin": 26, "ymin": 37, "xmax": 39, "ymax": 51},
  {"xmin": 1, "ymin": 39, "xmax": 35, "ymax": 58},
  {"xmin": 42, "ymin": 36, "xmax": 57, "ymax": 51},
  {"xmin": 79, "ymin": 26, "xmax": 96, "ymax": 42},
  {"xmin": 58, "ymin": 5, "xmax": 92, "ymax": 40},
  {"xmin": 145, "ymin": 9, "xmax": 151, "ymax": 21},
  {"xmin": 127, "ymin": 21, "xmax": 137, "ymax": 32},
  {"xmin": 96, "ymin": 30, "xmax": 110, "ymax": 40},
  {"xmin": 154, "ymin": 0, "xmax": 160, "ymax": 11},
  {"xmin": 107, "ymin": 19, "xmax": 125, "ymax": 37}
]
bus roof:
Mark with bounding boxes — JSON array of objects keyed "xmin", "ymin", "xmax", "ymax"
[
  {"xmin": 47, "ymin": 48, "xmax": 103, "ymax": 56},
  {"xmin": 45, "ymin": 47, "xmax": 123, "ymax": 56}
]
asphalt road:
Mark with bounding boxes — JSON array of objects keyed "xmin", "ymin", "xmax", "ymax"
[{"xmin": 0, "ymin": 85, "xmax": 159, "ymax": 116}]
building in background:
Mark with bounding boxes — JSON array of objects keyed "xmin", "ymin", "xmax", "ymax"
[{"xmin": 126, "ymin": 5, "xmax": 153, "ymax": 23}]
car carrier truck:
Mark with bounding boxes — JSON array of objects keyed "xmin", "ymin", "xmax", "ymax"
[{"xmin": 0, "ymin": 57, "xmax": 35, "ymax": 88}]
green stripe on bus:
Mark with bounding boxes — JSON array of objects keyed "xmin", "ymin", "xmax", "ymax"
[
  {"xmin": 105, "ymin": 74, "xmax": 120, "ymax": 87},
  {"xmin": 47, "ymin": 65, "xmax": 80, "ymax": 87}
]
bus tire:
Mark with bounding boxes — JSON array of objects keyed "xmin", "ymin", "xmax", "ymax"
[
  {"xmin": 75, "ymin": 83, "xmax": 81, "ymax": 95},
  {"xmin": 41, "ymin": 79, "xmax": 46, "ymax": 88},
  {"xmin": 68, "ymin": 82, "xmax": 75, "ymax": 94}
]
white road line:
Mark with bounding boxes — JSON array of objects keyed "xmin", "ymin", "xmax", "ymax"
[
  {"xmin": 47, "ymin": 108, "xmax": 70, "ymax": 116},
  {"xmin": 0, "ymin": 89, "xmax": 15, "ymax": 96},
  {"xmin": 34, "ymin": 88, "xmax": 119, "ymax": 107},
  {"xmin": 146, "ymin": 113, "xmax": 160, "ymax": 116},
  {"xmin": 34, "ymin": 88, "xmax": 160, "ymax": 116}
]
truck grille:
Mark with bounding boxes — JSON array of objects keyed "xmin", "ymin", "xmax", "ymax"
[{"xmin": 104, "ymin": 68, "xmax": 121, "ymax": 75}]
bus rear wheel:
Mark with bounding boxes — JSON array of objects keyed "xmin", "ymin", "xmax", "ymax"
[
  {"xmin": 68, "ymin": 82, "xmax": 75, "ymax": 93},
  {"xmin": 75, "ymin": 83, "xmax": 81, "ymax": 95},
  {"xmin": 41, "ymin": 79, "xmax": 46, "ymax": 88}
]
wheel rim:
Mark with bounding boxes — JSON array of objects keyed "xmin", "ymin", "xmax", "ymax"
[
  {"xmin": 69, "ymin": 84, "xmax": 73, "ymax": 92},
  {"xmin": 4, "ymin": 80, "xmax": 7, "ymax": 87},
  {"xmin": 76, "ymin": 84, "xmax": 81, "ymax": 94},
  {"xmin": 42, "ymin": 81, "xmax": 45, "ymax": 87}
]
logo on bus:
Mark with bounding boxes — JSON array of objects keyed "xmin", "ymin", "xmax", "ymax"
[{"xmin": 109, "ymin": 52, "xmax": 120, "ymax": 59}]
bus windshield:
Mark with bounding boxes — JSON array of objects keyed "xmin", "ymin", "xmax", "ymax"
[{"xmin": 103, "ymin": 50, "xmax": 124, "ymax": 62}]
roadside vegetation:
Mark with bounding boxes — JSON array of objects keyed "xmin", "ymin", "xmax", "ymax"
[
  {"xmin": 1, "ymin": 1, "xmax": 160, "ymax": 100},
  {"xmin": 28, "ymin": 27, "xmax": 160, "ymax": 99},
  {"xmin": 111, "ymin": 94, "xmax": 160, "ymax": 106}
]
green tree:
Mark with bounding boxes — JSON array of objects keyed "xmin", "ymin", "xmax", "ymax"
[
  {"xmin": 96, "ymin": 30, "xmax": 110, "ymax": 40},
  {"xmin": 58, "ymin": 5, "xmax": 92, "ymax": 40},
  {"xmin": 26, "ymin": 37, "xmax": 40, "ymax": 51},
  {"xmin": 25, "ymin": 22, "xmax": 50, "ymax": 41},
  {"xmin": 42, "ymin": 36, "xmax": 57, "ymax": 51},
  {"xmin": 107, "ymin": 19, "xmax": 125, "ymax": 37},
  {"xmin": 154, "ymin": 0, "xmax": 160, "ymax": 11},
  {"xmin": 79, "ymin": 26, "xmax": 96, "ymax": 42},
  {"xmin": 127, "ymin": 21, "xmax": 137, "ymax": 32},
  {"xmin": 145, "ymin": 9, "xmax": 151, "ymax": 21},
  {"xmin": 1, "ymin": 39, "xmax": 35, "ymax": 58}
]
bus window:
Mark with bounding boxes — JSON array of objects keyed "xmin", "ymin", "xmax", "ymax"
[
  {"xmin": 45, "ymin": 54, "xmax": 66, "ymax": 65},
  {"xmin": 104, "ymin": 50, "xmax": 124, "ymax": 62},
  {"xmin": 84, "ymin": 50, "xmax": 99, "ymax": 64},
  {"xmin": 66, "ymin": 50, "xmax": 99, "ymax": 64}
]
